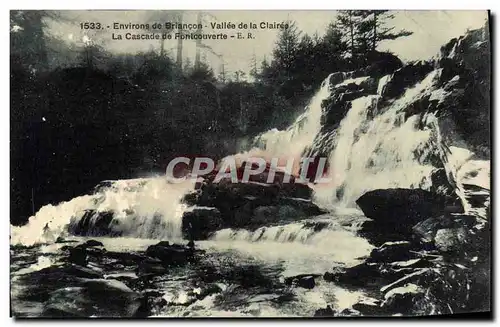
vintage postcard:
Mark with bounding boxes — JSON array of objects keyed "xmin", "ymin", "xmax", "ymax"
[{"xmin": 10, "ymin": 10, "xmax": 491, "ymax": 318}]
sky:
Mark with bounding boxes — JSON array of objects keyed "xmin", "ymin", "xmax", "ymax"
[{"xmin": 46, "ymin": 10, "xmax": 489, "ymax": 76}]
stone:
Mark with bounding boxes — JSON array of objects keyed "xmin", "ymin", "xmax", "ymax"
[
  {"xmin": 412, "ymin": 216, "xmax": 454, "ymax": 244},
  {"xmin": 328, "ymin": 72, "xmax": 347, "ymax": 86},
  {"xmin": 434, "ymin": 227, "xmax": 469, "ymax": 252},
  {"xmin": 380, "ymin": 268, "xmax": 434, "ymax": 294},
  {"xmin": 136, "ymin": 258, "xmax": 168, "ymax": 277},
  {"xmin": 82, "ymin": 239, "xmax": 104, "ymax": 247},
  {"xmin": 314, "ymin": 305, "xmax": 336, "ymax": 317},
  {"xmin": 351, "ymin": 297, "xmax": 385, "ymax": 316},
  {"xmin": 145, "ymin": 242, "xmax": 194, "ymax": 266},
  {"xmin": 381, "ymin": 283, "xmax": 425, "ymax": 313},
  {"xmin": 42, "ymin": 279, "xmax": 143, "ymax": 317},
  {"xmin": 285, "ymin": 274, "xmax": 317, "ymax": 289},
  {"xmin": 368, "ymin": 241, "xmax": 414, "ymax": 263},
  {"xmin": 182, "ymin": 207, "xmax": 223, "ymax": 240},
  {"xmin": 356, "ymin": 188, "xmax": 447, "ymax": 231},
  {"xmin": 68, "ymin": 246, "xmax": 87, "ymax": 266},
  {"xmin": 324, "ymin": 263, "xmax": 382, "ymax": 287},
  {"xmin": 382, "ymin": 61, "xmax": 434, "ymax": 99},
  {"xmin": 363, "ymin": 51, "xmax": 404, "ymax": 79}
]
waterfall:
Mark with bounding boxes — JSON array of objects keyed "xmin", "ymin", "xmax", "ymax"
[
  {"xmin": 251, "ymin": 76, "xmax": 332, "ymax": 166},
  {"xmin": 314, "ymin": 70, "xmax": 451, "ymax": 207},
  {"xmin": 11, "ymin": 177, "xmax": 195, "ymax": 246},
  {"xmin": 209, "ymin": 218, "xmax": 374, "ymax": 268}
]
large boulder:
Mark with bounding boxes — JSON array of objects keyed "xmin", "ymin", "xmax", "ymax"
[
  {"xmin": 68, "ymin": 210, "xmax": 120, "ymax": 237},
  {"xmin": 182, "ymin": 207, "xmax": 223, "ymax": 240},
  {"xmin": 184, "ymin": 169, "xmax": 324, "ymax": 232},
  {"xmin": 363, "ymin": 51, "xmax": 404, "ymax": 79},
  {"xmin": 381, "ymin": 283, "xmax": 426, "ymax": 314},
  {"xmin": 434, "ymin": 227, "xmax": 470, "ymax": 253},
  {"xmin": 356, "ymin": 188, "xmax": 447, "ymax": 232},
  {"xmin": 145, "ymin": 242, "xmax": 195, "ymax": 266},
  {"xmin": 367, "ymin": 241, "xmax": 415, "ymax": 263}
]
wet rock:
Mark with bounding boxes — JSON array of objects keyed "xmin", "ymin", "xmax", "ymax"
[
  {"xmin": 380, "ymin": 268, "xmax": 434, "ymax": 294},
  {"xmin": 364, "ymin": 51, "xmax": 404, "ymax": 79},
  {"xmin": 145, "ymin": 242, "xmax": 194, "ymax": 266},
  {"xmin": 351, "ymin": 297, "xmax": 385, "ymax": 316},
  {"xmin": 358, "ymin": 77, "xmax": 379, "ymax": 94},
  {"xmin": 340, "ymin": 90, "xmax": 367, "ymax": 102},
  {"xmin": 280, "ymin": 182, "xmax": 313, "ymax": 199},
  {"xmin": 381, "ymin": 283, "xmax": 425, "ymax": 313},
  {"xmin": 68, "ymin": 246, "xmax": 87, "ymax": 266},
  {"xmin": 285, "ymin": 274, "xmax": 317, "ymax": 289},
  {"xmin": 105, "ymin": 251, "xmax": 147, "ymax": 266},
  {"xmin": 328, "ymin": 72, "xmax": 347, "ymax": 86},
  {"xmin": 314, "ymin": 305, "xmax": 336, "ymax": 317},
  {"xmin": 65, "ymin": 263, "xmax": 103, "ymax": 279},
  {"xmin": 42, "ymin": 279, "xmax": 143, "ymax": 317},
  {"xmin": 452, "ymin": 214, "xmax": 479, "ymax": 228},
  {"xmin": 69, "ymin": 210, "xmax": 120, "ymax": 237},
  {"xmin": 55, "ymin": 236, "xmax": 78, "ymax": 244},
  {"xmin": 83, "ymin": 239, "xmax": 104, "ymax": 247},
  {"xmin": 412, "ymin": 215, "xmax": 454, "ymax": 244},
  {"xmin": 434, "ymin": 227, "xmax": 469, "ymax": 252},
  {"xmin": 356, "ymin": 188, "xmax": 447, "ymax": 233},
  {"xmin": 194, "ymin": 283, "xmax": 223, "ymax": 300},
  {"xmin": 324, "ymin": 262, "xmax": 382, "ymax": 287},
  {"xmin": 338, "ymin": 308, "xmax": 361, "ymax": 316},
  {"xmin": 388, "ymin": 258, "xmax": 433, "ymax": 270},
  {"xmin": 383, "ymin": 61, "xmax": 434, "ymax": 99},
  {"xmin": 136, "ymin": 258, "xmax": 168, "ymax": 277},
  {"xmin": 368, "ymin": 241, "xmax": 414, "ymax": 263},
  {"xmin": 182, "ymin": 207, "xmax": 223, "ymax": 240}
]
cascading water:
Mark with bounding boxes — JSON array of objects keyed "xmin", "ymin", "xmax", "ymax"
[
  {"xmin": 250, "ymin": 75, "xmax": 333, "ymax": 173},
  {"xmin": 318, "ymin": 69, "xmax": 449, "ymax": 207},
  {"xmin": 11, "ymin": 177, "xmax": 195, "ymax": 246}
]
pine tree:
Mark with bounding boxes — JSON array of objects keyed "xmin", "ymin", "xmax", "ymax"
[
  {"xmin": 249, "ymin": 52, "xmax": 258, "ymax": 80},
  {"xmin": 335, "ymin": 10, "xmax": 365, "ymax": 58},
  {"xmin": 356, "ymin": 10, "xmax": 413, "ymax": 52},
  {"xmin": 183, "ymin": 57, "xmax": 192, "ymax": 74},
  {"xmin": 233, "ymin": 70, "xmax": 246, "ymax": 83},
  {"xmin": 271, "ymin": 20, "xmax": 301, "ymax": 73}
]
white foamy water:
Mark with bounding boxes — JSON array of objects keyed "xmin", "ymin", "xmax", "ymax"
[
  {"xmin": 11, "ymin": 177, "xmax": 195, "ymax": 246},
  {"xmin": 315, "ymin": 69, "xmax": 453, "ymax": 207},
  {"xmin": 249, "ymin": 74, "xmax": 333, "ymax": 174},
  {"xmin": 208, "ymin": 218, "xmax": 373, "ymax": 276}
]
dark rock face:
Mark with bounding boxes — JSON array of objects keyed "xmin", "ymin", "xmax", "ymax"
[
  {"xmin": 363, "ymin": 51, "xmax": 404, "ymax": 79},
  {"xmin": 69, "ymin": 210, "xmax": 120, "ymax": 237},
  {"xmin": 324, "ymin": 262, "xmax": 382, "ymax": 287},
  {"xmin": 83, "ymin": 239, "xmax": 104, "ymax": 247},
  {"xmin": 136, "ymin": 258, "xmax": 167, "ymax": 277},
  {"xmin": 367, "ymin": 241, "xmax": 415, "ymax": 263},
  {"xmin": 182, "ymin": 207, "xmax": 223, "ymax": 240},
  {"xmin": 145, "ymin": 242, "xmax": 196, "ymax": 267},
  {"xmin": 382, "ymin": 60, "xmax": 435, "ymax": 100},
  {"xmin": 356, "ymin": 188, "xmax": 447, "ymax": 233},
  {"xmin": 285, "ymin": 274, "xmax": 318, "ymax": 289},
  {"xmin": 433, "ymin": 227, "xmax": 470, "ymax": 253},
  {"xmin": 327, "ymin": 72, "xmax": 347, "ymax": 86},
  {"xmin": 182, "ymin": 171, "xmax": 324, "ymax": 238},
  {"xmin": 314, "ymin": 305, "xmax": 336, "ymax": 317},
  {"xmin": 437, "ymin": 22, "xmax": 490, "ymax": 158},
  {"xmin": 381, "ymin": 283, "xmax": 425, "ymax": 314}
]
